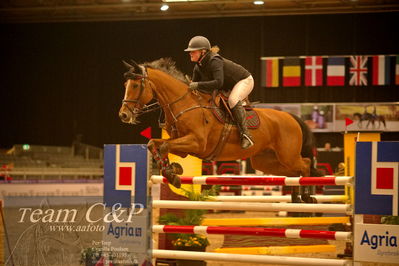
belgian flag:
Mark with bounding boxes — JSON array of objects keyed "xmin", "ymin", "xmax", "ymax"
[{"xmin": 282, "ymin": 57, "xmax": 301, "ymax": 87}]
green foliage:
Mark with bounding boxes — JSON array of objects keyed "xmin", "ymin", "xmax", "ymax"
[
  {"xmin": 381, "ymin": 216, "xmax": 399, "ymax": 225},
  {"xmin": 158, "ymin": 186, "xmax": 218, "ymax": 248},
  {"xmin": 173, "ymin": 234, "xmax": 210, "ymax": 248}
]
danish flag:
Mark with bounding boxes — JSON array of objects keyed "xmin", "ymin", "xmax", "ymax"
[
  {"xmin": 305, "ymin": 56, "xmax": 323, "ymax": 86},
  {"xmin": 355, "ymin": 142, "xmax": 399, "ymax": 216}
]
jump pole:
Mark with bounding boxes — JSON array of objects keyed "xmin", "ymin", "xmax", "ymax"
[
  {"xmin": 213, "ymin": 245, "xmax": 337, "ymax": 255},
  {"xmin": 211, "ymin": 195, "xmax": 348, "ymax": 202},
  {"xmin": 202, "ymin": 216, "xmax": 351, "ymax": 226},
  {"xmin": 152, "ymin": 249, "xmax": 352, "ymax": 266},
  {"xmin": 151, "ymin": 175, "xmax": 353, "ymax": 186},
  {"xmin": 152, "ymin": 225, "xmax": 352, "ymax": 240},
  {"xmin": 152, "ymin": 200, "xmax": 352, "ymax": 214}
]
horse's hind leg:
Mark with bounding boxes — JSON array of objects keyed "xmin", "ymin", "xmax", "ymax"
[
  {"xmin": 251, "ymin": 151, "xmax": 305, "ymax": 204},
  {"xmin": 250, "ymin": 150, "xmax": 304, "ymax": 176}
]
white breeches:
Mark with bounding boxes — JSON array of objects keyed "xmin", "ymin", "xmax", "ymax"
[{"xmin": 228, "ymin": 75, "xmax": 254, "ymax": 108}]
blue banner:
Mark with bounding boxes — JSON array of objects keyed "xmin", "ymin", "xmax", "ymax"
[
  {"xmin": 355, "ymin": 142, "xmax": 399, "ymax": 215},
  {"xmin": 104, "ymin": 144, "xmax": 148, "ymax": 208}
]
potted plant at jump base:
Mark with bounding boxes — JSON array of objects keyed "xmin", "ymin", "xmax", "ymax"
[
  {"xmin": 172, "ymin": 233, "xmax": 209, "ymax": 266},
  {"xmin": 158, "ymin": 187, "xmax": 217, "ymax": 266}
]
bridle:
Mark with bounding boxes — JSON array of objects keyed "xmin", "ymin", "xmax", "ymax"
[
  {"xmin": 122, "ymin": 68, "xmax": 161, "ymax": 117},
  {"xmin": 122, "ymin": 65, "xmax": 209, "ymax": 129}
]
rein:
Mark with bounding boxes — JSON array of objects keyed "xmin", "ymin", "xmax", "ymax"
[{"xmin": 123, "ymin": 67, "xmax": 211, "ymax": 121}]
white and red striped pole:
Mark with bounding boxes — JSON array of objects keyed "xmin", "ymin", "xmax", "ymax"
[
  {"xmin": 153, "ymin": 225, "xmax": 351, "ymax": 241},
  {"xmin": 152, "ymin": 200, "xmax": 352, "ymax": 214},
  {"xmin": 151, "ymin": 175, "xmax": 352, "ymax": 186},
  {"xmin": 152, "ymin": 249, "xmax": 352, "ymax": 266}
]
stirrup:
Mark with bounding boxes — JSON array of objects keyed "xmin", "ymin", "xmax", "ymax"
[{"xmin": 241, "ymin": 134, "xmax": 254, "ymax": 149}]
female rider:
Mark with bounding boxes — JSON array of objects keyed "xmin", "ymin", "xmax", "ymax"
[{"xmin": 185, "ymin": 36, "xmax": 254, "ymax": 149}]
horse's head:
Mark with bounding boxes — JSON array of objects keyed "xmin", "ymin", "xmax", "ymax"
[{"xmin": 119, "ymin": 60, "xmax": 155, "ymax": 124}]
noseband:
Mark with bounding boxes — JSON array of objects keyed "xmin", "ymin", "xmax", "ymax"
[
  {"xmin": 122, "ymin": 66, "xmax": 201, "ymax": 125},
  {"xmin": 122, "ymin": 69, "xmax": 160, "ymax": 117}
]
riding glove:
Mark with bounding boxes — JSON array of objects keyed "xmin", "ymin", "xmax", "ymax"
[{"xmin": 189, "ymin": 82, "xmax": 199, "ymax": 91}]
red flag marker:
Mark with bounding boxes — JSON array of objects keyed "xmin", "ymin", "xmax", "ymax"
[
  {"xmin": 345, "ymin": 117, "xmax": 354, "ymax": 126},
  {"xmin": 140, "ymin": 127, "xmax": 152, "ymax": 139}
]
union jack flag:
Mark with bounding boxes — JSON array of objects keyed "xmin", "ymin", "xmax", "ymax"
[{"xmin": 349, "ymin": 56, "xmax": 368, "ymax": 86}]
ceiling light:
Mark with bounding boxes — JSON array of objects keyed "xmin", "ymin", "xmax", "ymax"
[
  {"xmin": 163, "ymin": 0, "xmax": 209, "ymax": 2},
  {"xmin": 253, "ymin": 1, "xmax": 264, "ymax": 5},
  {"xmin": 160, "ymin": 4, "xmax": 169, "ymax": 11}
]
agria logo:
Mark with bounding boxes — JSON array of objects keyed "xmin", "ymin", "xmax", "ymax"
[
  {"xmin": 355, "ymin": 142, "xmax": 399, "ymax": 216},
  {"xmin": 360, "ymin": 230, "xmax": 398, "ymax": 250}
]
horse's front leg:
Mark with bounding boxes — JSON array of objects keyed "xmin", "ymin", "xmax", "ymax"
[
  {"xmin": 148, "ymin": 139, "xmax": 182, "ymax": 188},
  {"xmin": 160, "ymin": 134, "xmax": 204, "ymax": 160}
]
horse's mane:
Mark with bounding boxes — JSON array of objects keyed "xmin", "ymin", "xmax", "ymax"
[{"xmin": 143, "ymin": 58, "xmax": 188, "ymax": 84}]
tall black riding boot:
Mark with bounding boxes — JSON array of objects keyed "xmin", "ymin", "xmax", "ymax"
[{"xmin": 231, "ymin": 101, "xmax": 254, "ymax": 149}]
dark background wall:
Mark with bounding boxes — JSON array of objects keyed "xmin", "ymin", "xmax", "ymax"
[{"xmin": 1, "ymin": 12, "xmax": 398, "ymax": 149}]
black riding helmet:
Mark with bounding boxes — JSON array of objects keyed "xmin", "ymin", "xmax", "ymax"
[{"xmin": 184, "ymin": 36, "xmax": 211, "ymax": 51}]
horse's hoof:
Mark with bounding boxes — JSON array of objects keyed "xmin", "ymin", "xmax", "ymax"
[
  {"xmin": 168, "ymin": 174, "xmax": 181, "ymax": 188},
  {"xmin": 301, "ymin": 194, "xmax": 316, "ymax": 203},
  {"xmin": 171, "ymin": 162, "xmax": 184, "ymax": 175},
  {"xmin": 162, "ymin": 168, "xmax": 182, "ymax": 188},
  {"xmin": 291, "ymin": 194, "xmax": 302, "ymax": 203}
]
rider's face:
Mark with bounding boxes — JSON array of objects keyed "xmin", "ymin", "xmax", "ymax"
[{"xmin": 189, "ymin": 50, "xmax": 202, "ymax": 62}]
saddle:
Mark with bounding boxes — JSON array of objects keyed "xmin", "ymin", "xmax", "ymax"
[
  {"xmin": 211, "ymin": 93, "xmax": 260, "ymax": 129},
  {"xmin": 196, "ymin": 91, "xmax": 260, "ymax": 160}
]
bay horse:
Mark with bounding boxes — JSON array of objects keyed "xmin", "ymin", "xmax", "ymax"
[{"xmin": 119, "ymin": 58, "xmax": 320, "ymax": 203}]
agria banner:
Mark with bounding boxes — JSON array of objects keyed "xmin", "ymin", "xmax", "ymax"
[
  {"xmin": 103, "ymin": 144, "xmax": 152, "ymax": 266},
  {"xmin": 354, "ymin": 141, "xmax": 399, "ymax": 264},
  {"xmin": 355, "ymin": 141, "xmax": 399, "ymax": 216}
]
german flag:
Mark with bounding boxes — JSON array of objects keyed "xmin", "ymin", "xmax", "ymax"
[
  {"xmin": 261, "ymin": 58, "xmax": 279, "ymax": 87},
  {"xmin": 283, "ymin": 57, "xmax": 301, "ymax": 87}
]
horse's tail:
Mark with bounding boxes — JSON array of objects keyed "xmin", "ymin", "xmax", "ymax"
[{"xmin": 289, "ymin": 113, "xmax": 323, "ymax": 177}]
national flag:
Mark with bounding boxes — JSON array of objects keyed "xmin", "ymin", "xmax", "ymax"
[
  {"xmin": 327, "ymin": 57, "xmax": 345, "ymax": 86},
  {"xmin": 371, "ymin": 55, "xmax": 392, "ymax": 85},
  {"xmin": 396, "ymin": 56, "xmax": 399, "ymax": 85},
  {"xmin": 282, "ymin": 57, "xmax": 301, "ymax": 87},
  {"xmin": 104, "ymin": 144, "xmax": 149, "ymax": 208},
  {"xmin": 305, "ymin": 56, "xmax": 323, "ymax": 86},
  {"xmin": 349, "ymin": 56, "xmax": 368, "ymax": 86},
  {"xmin": 261, "ymin": 58, "xmax": 279, "ymax": 87},
  {"xmin": 355, "ymin": 142, "xmax": 399, "ymax": 216}
]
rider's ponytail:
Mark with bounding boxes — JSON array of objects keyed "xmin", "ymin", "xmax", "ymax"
[{"xmin": 210, "ymin": 45, "xmax": 220, "ymax": 53}]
